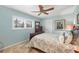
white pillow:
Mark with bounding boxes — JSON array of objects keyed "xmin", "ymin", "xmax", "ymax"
[
  {"xmin": 59, "ymin": 34, "xmax": 64, "ymax": 43},
  {"xmin": 64, "ymin": 31, "xmax": 73, "ymax": 44},
  {"xmin": 59, "ymin": 31, "xmax": 73, "ymax": 44}
]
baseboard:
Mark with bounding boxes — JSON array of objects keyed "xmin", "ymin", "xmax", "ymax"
[{"xmin": 0, "ymin": 39, "xmax": 29, "ymax": 51}]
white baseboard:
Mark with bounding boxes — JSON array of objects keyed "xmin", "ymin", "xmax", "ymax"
[{"xmin": 0, "ymin": 39, "xmax": 29, "ymax": 51}]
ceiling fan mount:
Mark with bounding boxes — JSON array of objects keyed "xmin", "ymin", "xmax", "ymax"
[{"xmin": 32, "ymin": 5, "xmax": 54, "ymax": 16}]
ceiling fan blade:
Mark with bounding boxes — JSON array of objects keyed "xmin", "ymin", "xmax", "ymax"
[
  {"xmin": 32, "ymin": 11, "xmax": 40, "ymax": 12},
  {"xmin": 39, "ymin": 5, "xmax": 43, "ymax": 9},
  {"xmin": 37, "ymin": 12, "xmax": 48, "ymax": 16},
  {"xmin": 32, "ymin": 5, "xmax": 44, "ymax": 13},
  {"xmin": 39, "ymin": 5, "xmax": 44, "ymax": 11},
  {"xmin": 44, "ymin": 7, "xmax": 54, "ymax": 11},
  {"xmin": 43, "ymin": 11, "xmax": 48, "ymax": 15}
]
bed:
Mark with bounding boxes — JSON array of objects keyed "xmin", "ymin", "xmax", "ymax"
[{"xmin": 28, "ymin": 32, "xmax": 79, "ymax": 53}]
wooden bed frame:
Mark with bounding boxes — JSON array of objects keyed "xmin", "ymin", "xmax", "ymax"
[{"xmin": 30, "ymin": 47, "xmax": 46, "ymax": 53}]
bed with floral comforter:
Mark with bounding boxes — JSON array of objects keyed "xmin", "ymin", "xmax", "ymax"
[{"xmin": 29, "ymin": 33, "xmax": 78, "ymax": 53}]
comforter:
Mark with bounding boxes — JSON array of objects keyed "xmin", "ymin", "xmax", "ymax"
[{"xmin": 29, "ymin": 33, "xmax": 75, "ymax": 53}]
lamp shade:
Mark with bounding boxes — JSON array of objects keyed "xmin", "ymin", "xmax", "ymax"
[{"xmin": 66, "ymin": 25, "xmax": 75, "ymax": 30}]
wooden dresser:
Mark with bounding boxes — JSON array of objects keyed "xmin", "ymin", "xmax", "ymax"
[{"xmin": 30, "ymin": 21, "xmax": 44, "ymax": 40}]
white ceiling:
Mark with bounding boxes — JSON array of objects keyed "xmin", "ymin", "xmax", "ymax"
[{"xmin": 5, "ymin": 5, "xmax": 77, "ymax": 19}]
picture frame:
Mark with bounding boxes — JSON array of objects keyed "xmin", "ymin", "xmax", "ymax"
[
  {"xmin": 25, "ymin": 20, "xmax": 32, "ymax": 29},
  {"xmin": 55, "ymin": 20, "xmax": 65, "ymax": 30},
  {"xmin": 12, "ymin": 17, "xmax": 24, "ymax": 29},
  {"xmin": 77, "ymin": 14, "xmax": 79, "ymax": 24},
  {"xmin": 35, "ymin": 21, "xmax": 40, "ymax": 26},
  {"xmin": 35, "ymin": 21, "xmax": 40, "ymax": 29},
  {"xmin": 12, "ymin": 16, "xmax": 33, "ymax": 29}
]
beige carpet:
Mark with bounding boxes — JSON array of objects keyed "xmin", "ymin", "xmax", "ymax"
[{"xmin": 3, "ymin": 42, "xmax": 42, "ymax": 53}]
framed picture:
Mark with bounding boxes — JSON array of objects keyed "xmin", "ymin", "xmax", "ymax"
[
  {"xmin": 55, "ymin": 20, "xmax": 65, "ymax": 30},
  {"xmin": 25, "ymin": 20, "xmax": 32, "ymax": 29},
  {"xmin": 77, "ymin": 14, "xmax": 79, "ymax": 24},
  {"xmin": 12, "ymin": 16, "xmax": 33, "ymax": 29},
  {"xmin": 35, "ymin": 21, "xmax": 40, "ymax": 29},
  {"xmin": 35, "ymin": 21, "xmax": 40, "ymax": 26},
  {"xmin": 12, "ymin": 17, "xmax": 24, "ymax": 29}
]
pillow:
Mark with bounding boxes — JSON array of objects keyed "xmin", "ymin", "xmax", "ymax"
[
  {"xmin": 70, "ymin": 30, "xmax": 79, "ymax": 44},
  {"xmin": 59, "ymin": 32, "xmax": 65, "ymax": 44},
  {"xmin": 73, "ymin": 30, "xmax": 79, "ymax": 39},
  {"xmin": 59, "ymin": 31, "xmax": 73, "ymax": 44},
  {"xmin": 64, "ymin": 31, "xmax": 73, "ymax": 44}
]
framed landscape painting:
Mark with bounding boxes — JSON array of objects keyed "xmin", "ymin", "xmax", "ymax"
[
  {"xmin": 12, "ymin": 16, "xmax": 33, "ymax": 29},
  {"xmin": 12, "ymin": 17, "xmax": 24, "ymax": 29},
  {"xmin": 25, "ymin": 20, "xmax": 32, "ymax": 29}
]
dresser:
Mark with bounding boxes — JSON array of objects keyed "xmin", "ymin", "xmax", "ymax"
[{"xmin": 30, "ymin": 21, "xmax": 44, "ymax": 40}]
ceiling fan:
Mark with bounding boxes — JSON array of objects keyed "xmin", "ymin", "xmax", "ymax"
[{"xmin": 32, "ymin": 5, "xmax": 54, "ymax": 16}]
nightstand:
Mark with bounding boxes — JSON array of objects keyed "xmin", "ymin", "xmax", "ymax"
[
  {"xmin": 30, "ymin": 31, "xmax": 44, "ymax": 41},
  {"xmin": 74, "ymin": 47, "xmax": 79, "ymax": 53}
]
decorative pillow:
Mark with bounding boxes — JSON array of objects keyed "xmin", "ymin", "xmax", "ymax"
[
  {"xmin": 64, "ymin": 31, "xmax": 73, "ymax": 44},
  {"xmin": 70, "ymin": 30, "xmax": 79, "ymax": 44},
  {"xmin": 73, "ymin": 30, "xmax": 79, "ymax": 39},
  {"xmin": 59, "ymin": 32, "xmax": 65, "ymax": 44}
]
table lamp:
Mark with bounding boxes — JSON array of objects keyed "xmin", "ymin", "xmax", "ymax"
[{"xmin": 66, "ymin": 24, "xmax": 75, "ymax": 30}]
